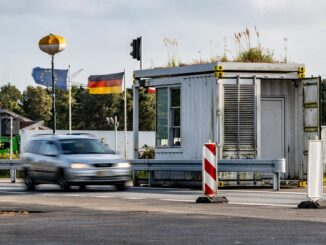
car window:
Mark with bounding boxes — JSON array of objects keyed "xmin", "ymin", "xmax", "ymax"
[
  {"xmin": 59, "ymin": 138, "xmax": 115, "ymax": 154},
  {"xmin": 26, "ymin": 140, "xmax": 43, "ymax": 154},
  {"xmin": 39, "ymin": 141, "xmax": 59, "ymax": 156}
]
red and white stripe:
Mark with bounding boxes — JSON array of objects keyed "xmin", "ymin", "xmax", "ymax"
[
  {"xmin": 147, "ymin": 87, "xmax": 156, "ymax": 93},
  {"xmin": 202, "ymin": 143, "xmax": 217, "ymax": 197}
]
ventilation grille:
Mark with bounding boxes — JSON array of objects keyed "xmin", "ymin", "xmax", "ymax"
[{"xmin": 224, "ymin": 84, "xmax": 255, "ymax": 152}]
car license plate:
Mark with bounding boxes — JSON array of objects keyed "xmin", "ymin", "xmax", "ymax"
[{"xmin": 97, "ymin": 171, "xmax": 107, "ymax": 177}]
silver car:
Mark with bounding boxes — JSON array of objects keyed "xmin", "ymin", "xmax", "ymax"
[{"xmin": 21, "ymin": 134, "xmax": 131, "ymax": 191}]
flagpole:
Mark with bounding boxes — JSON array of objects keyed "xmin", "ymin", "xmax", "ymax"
[
  {"xmin": 68, "ymin": 65, "xmax": 72, "ymax": 134},
  {"xmin": 124, "ymin": 69, "xmax": 127, "ymax": 159}
]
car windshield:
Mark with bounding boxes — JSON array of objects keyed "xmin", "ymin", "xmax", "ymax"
[{"xmin": 59, "ymin": 138, "xmax": 115, "ymax": 154}]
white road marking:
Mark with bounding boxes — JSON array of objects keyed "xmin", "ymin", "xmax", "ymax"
[
  {"xmin": 91, "ymin": 195, "xmax": 113, "ymax": 198},
  {"xmin": 122, "ymin": 197, "xmax": 145, "ymax": 200},
  {"xmin": 160, "ymin": 198, "xmax": 194, "ymax": 202},
  {"xmin": 219, "ymin": 190, "xmax": 306, "ymax": 195},
  {"xmin": 0, "ymin": 191, "xmax": 24, "ymax": 194},
  {"xmin": 228, "ymin": 201, "xmax": 297, "ymax": 208}
]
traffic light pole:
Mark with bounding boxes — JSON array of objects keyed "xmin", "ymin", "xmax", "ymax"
[{"xmin": 140, "ymin": 36, "xmax": 142, "ymax": 70}]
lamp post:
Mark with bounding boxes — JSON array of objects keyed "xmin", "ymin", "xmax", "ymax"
[{"xmin": 39, "ymin": 34, "xmax": 66, "ymax": 134}]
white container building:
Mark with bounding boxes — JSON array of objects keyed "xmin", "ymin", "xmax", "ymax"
[{"xmin": 133, "ymin": 62, "xmax": 321, "ymax": 180}]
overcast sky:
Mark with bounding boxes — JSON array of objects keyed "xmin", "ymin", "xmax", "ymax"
[{"xmin": 1, "ymin": 0, "xmax": 326, "ymax": 91}]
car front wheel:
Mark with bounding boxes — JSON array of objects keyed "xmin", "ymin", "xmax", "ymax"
[
  {"xmin": 56, "ymin": 170, "xmax": 70, "ymax": 191},
  {"xmin": 115, "ymin": 182, "xmax": 126, "ymax": 191},
  {"xmin": 24, "ymin": 170, "xmax": 35, "ymax": 191}
]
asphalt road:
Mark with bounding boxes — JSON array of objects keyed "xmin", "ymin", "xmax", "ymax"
[{"xmin": 1, "ymin": 181, "xmax": 326, "ymax": 245}]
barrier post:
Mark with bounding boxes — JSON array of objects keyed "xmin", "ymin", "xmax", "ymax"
[
  {"xmin": 196, "ymin": 143, "xmax": 228, "ymax": 203},
  {"xmin": 298, "ymin": 140, "xmax": 324, "ymax": 208}
]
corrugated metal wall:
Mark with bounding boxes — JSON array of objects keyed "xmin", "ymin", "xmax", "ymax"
[
  {"xmin": 153, "ymin": 75, "xmax": 318, "ymax": 180},
  {"xmin": 182, "ymin": 75, "xmax": 216, "ymax": 159},
  {"xmin": 155, "ymin": 75, "xmax": 216, "ymax": 160},
  {"xmin": 320, "ymin": 126, "xmax": 326, "ymax": 175}
]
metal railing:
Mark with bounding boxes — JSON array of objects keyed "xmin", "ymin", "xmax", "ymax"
[
  {"xmin": 130, "ymin": 158, "xmax": 286, "ymax": 191},
  {"xmin": 0, "ymin": 159, "xmax": 22, "ymax": 170},
  {"xmin": 0, "ymin": 158, "xmax": 286, "ymax": 191}
]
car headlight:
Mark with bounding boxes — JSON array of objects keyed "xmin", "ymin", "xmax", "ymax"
[
  {"xmin": 116, "ymin": 162, "xmax": 130, "ymax": 168},
  {"xmin": 71, "ymin": 163, "xmax": 91, "ymax": 169}
]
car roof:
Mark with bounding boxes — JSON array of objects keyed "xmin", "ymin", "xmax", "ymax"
[{"xmin": 30, "ymin": 134, "xmax": 97, "ymax": 141}]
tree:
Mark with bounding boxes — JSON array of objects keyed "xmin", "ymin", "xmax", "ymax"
[
  {"xmin": 21, "ymin": 86, "xmax": 52, "ymax": 125},
  {"xmin": 139, "ymin": 89, "xmax": 155, "ymax": 131},
  {"xmin": 55, "ymin": 89, "xmax": 70, "ymax": 130},
  {"xmin": 112, "ymin": 88, "xmax": 133, "ymax": 131},
  {"xmin": 72, "ymin": 86, "xmax": 119, "ymax": 130},
  {"xmin": 0, "ymin": 83, "xmax": 23, "ymax": 113}
]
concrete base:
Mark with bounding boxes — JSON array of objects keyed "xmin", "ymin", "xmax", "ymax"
[
  {"xmin": 297, "ymin": 200, "xmax": 326, "ymax": 209},
  {"xmin": 196, "ymin": 196, "xmax": 228, "ymax": 204}
]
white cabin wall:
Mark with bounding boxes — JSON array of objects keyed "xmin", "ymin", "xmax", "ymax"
[
  {"xmin": 155, "ymin": 75, "xmax": 216, "ymax": 160},
  {"xmin": 182, "ymin": 75, "xmax": 216, "ymax": 159}
]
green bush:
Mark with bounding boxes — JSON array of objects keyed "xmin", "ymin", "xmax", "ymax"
[
  {"xmin": 235, "ymin": 47, "xmax": 274, "ymax": 63},
  {"xmin": 0, "ymin": 153, "xmax": 19, "ymax": 159},
  {"xmin": 0, "ymin": 153, "xmax": 20, "ymax": 178},
  {"xmin": 138, "ymin": 145, "xmax": 155, "ymax": 159}
]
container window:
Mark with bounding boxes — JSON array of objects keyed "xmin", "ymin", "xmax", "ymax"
[
  {"xmin": 170, "ymin": 87, "xmax": 181, "ymax": 146},
  {"xmin": 156, "ymin": 88, "xmax": 168, "ymax": 147},
  {"xmin": 156, "ymin": 86, "xmax": 181, "ymax": 147}
]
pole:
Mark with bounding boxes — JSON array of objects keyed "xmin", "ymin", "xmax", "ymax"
[
  {"xmin": 140, "ymin": 36, "xmax": 142, "ymax": 70},
  {"xmin": 51, "ymin": 55, "xmax": 56, "ymax": 135},
  {"xmin": 68, "ymin": 65, "xmax": 72, "ymax": 134},
  {"xmin": 124, "ymin": 70, "xmax": 127, "ymax": 159},
  {"xmin": 9, "ymin": 117, "xmax": 15, "ymax": 183},
  {"xmin": 114, "ymin": 116, "xmax": 118, "ymax": 154}
]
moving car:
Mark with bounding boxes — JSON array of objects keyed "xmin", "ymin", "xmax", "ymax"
[{"xmin": 21, "ymin": 134, "xmax": 131, "ymax": 191}]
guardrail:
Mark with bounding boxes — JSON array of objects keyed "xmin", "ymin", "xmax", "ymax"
[
  {"xmin": 0, "ymin": 158, "xmax": 286, "ymax": 191},
  {"xmin": 0, "ymin": 159, "xmax": 22, "ymax": 183},
  {"xmin": 130, "ymin": 159, "xmax": 286, "ymax": 191},
  {"xmin": 0, "ymin": 159, "xmax": 22, "ymax": 170}
]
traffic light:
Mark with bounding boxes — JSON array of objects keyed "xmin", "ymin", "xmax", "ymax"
[{"xmin": 130, "ymin": 37, "xmax": 141, "ymax": 61}]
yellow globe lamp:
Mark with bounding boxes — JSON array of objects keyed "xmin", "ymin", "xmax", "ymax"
[
  {"xmin": 39, "ymin": 34, "xmax": 66, "ymax": 55},
  {"xmin": 38, "ymin": 34, "xmax": 67, "ymax": 134}
]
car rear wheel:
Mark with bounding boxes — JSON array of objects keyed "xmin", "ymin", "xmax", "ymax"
[
  {"xmin": 115, "ymin": 182, "xmax": 126, "ymax": 191},
  {"xmin": 57, "ymin": 170, "xmax": 70, "ymax": 191},
  {"xmin": 79, "ymin": 184, "xmax": 86, "ymax": 191},
  {"xmin": 24, "ymin": 170, "xmax": 35, "ymax": 191}
]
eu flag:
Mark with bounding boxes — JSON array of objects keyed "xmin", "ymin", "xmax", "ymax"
[{"xmin": 32, "ymin": 67, "xmax": 68, "ymax": 90}]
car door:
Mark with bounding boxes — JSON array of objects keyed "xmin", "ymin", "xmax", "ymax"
[
  {"xmin": 37, "ymin": 140, "xmax": 60, "ymax": 182},
  {"xmin": 25, "ymin": 140, "xmax": 44, "ymax": 180}
]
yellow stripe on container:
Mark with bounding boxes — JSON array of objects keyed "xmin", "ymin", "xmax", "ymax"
[{"xmin": 88, "ymin": 86, "xmax": 122, "ymax": 94}]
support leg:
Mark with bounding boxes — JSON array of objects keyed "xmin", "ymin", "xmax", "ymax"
[
  {"xmin": 148, "ymin": 171, "xmax": 155, "ymax": 187},
  {"xmin": 273, "ymin": 172, "xmax": 280, "ymax": 191}
]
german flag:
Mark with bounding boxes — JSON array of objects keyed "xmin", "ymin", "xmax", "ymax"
[{"xmin": 88, "ymin": 72, "xmax": 124, "ymax": 94}]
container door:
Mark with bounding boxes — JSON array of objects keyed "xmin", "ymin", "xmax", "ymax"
[
  {"xmin": 261, "ymin": 98, "xmax": 285, "ymax": 159},
  {"xmin": 302, "ymin": 77, "xmax": 321, "ymax": 176}
]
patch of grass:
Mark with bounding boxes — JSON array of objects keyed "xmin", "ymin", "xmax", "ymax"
[
  {"xmin": 0, "ymin": 170, "xmax": 23, "ymax": 178},
  {"xmin": 235, "ymin": 47, "xmax": 274, "ymax": 63}
]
